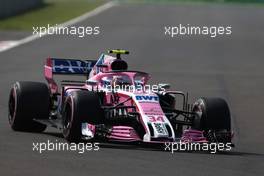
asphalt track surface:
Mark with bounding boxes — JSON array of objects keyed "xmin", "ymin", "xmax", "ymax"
[{"xmin": 0, "ymin": 2, "xmax": 264, "ymax": 176}]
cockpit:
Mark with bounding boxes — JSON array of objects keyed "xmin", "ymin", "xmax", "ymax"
[{"xmin": 90, "ymin": 71, "xmax": 150, "ymax": 92}]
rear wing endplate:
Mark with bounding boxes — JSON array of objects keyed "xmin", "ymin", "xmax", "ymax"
[{"xmin": 44, "ymin": 58, "xmax": 96, "ymax": 93}]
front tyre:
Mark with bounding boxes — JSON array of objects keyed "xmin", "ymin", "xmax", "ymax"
[
  {"xmin": 62, "ymin": 91, "xmax": 104, "ymax": 143},
  {"xmin": 192, "ymin": 97, "xmax": 232, "ymax": 143}
]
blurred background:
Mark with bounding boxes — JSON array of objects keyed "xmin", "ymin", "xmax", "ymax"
[{"xmin": 0, "ymin": 1, "xmax": 264, "ymax": 176}]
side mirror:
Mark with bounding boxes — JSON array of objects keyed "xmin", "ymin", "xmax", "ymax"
[{"xmin": 158, "ymin": 83, "xmax": 170, "ymax": 90}]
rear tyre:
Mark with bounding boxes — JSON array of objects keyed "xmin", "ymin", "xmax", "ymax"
[
  {"xmin": 192, "ymin": 97, "xmax": 231, "ymax": 142},
  {"xmin": 62, "ymin": 91, "xmax": 104, "ymax": 142},
  {"xmin": 8, "ymin": 81, "xmax": 49, "ymax": 132}
]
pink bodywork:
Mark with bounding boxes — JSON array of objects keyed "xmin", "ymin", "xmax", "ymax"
[
  {"xmin": 107, "ymin": 126, "xmax": 141, "ymax": 141},
  {"xmin": 44, "ymin": 55, "xmax": 209, "ymax": 143},
  {"xmin": 180, "ymin": 129, "xmax": 208, "ymax": 143},
  {"xmin": 44, "ymin": 57, "xmax": 59, "ymax": 94}
]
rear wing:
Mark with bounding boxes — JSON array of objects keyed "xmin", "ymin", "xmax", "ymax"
[{"xmin": 44, "ymin": 58, "xmax": 96, "ymax": 93}]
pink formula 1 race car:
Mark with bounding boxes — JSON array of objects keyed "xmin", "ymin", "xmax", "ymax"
[{"xmin": 8, "ymin": 50, "xmax": 233, "ymax": 146}]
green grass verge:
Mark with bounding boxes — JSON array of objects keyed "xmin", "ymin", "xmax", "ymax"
[
  {"xmin": 0, "ymin": 0, "xmax": 106, "ymax": 31},
  {"xmin": 121, "ymin": 0, "xmax": 264, "ymax": 4}
]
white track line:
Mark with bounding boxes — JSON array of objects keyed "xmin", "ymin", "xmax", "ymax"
[{"xmin": 0, "ymin": 1, "xmax": 116, "ymax": 53}]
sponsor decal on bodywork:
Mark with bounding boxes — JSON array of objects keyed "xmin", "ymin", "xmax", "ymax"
[
  {"xmin": 52, "ymin": 59, "xmax": 95, "ymax": 74},
  {"xmin": 135, "ymin": 95, "xmax": 159, "ymax": 102}
]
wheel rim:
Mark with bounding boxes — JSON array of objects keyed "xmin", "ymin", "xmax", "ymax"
[{"xmin": 192, "ymin": 99, "xmax": 205, "ymax": 130}]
